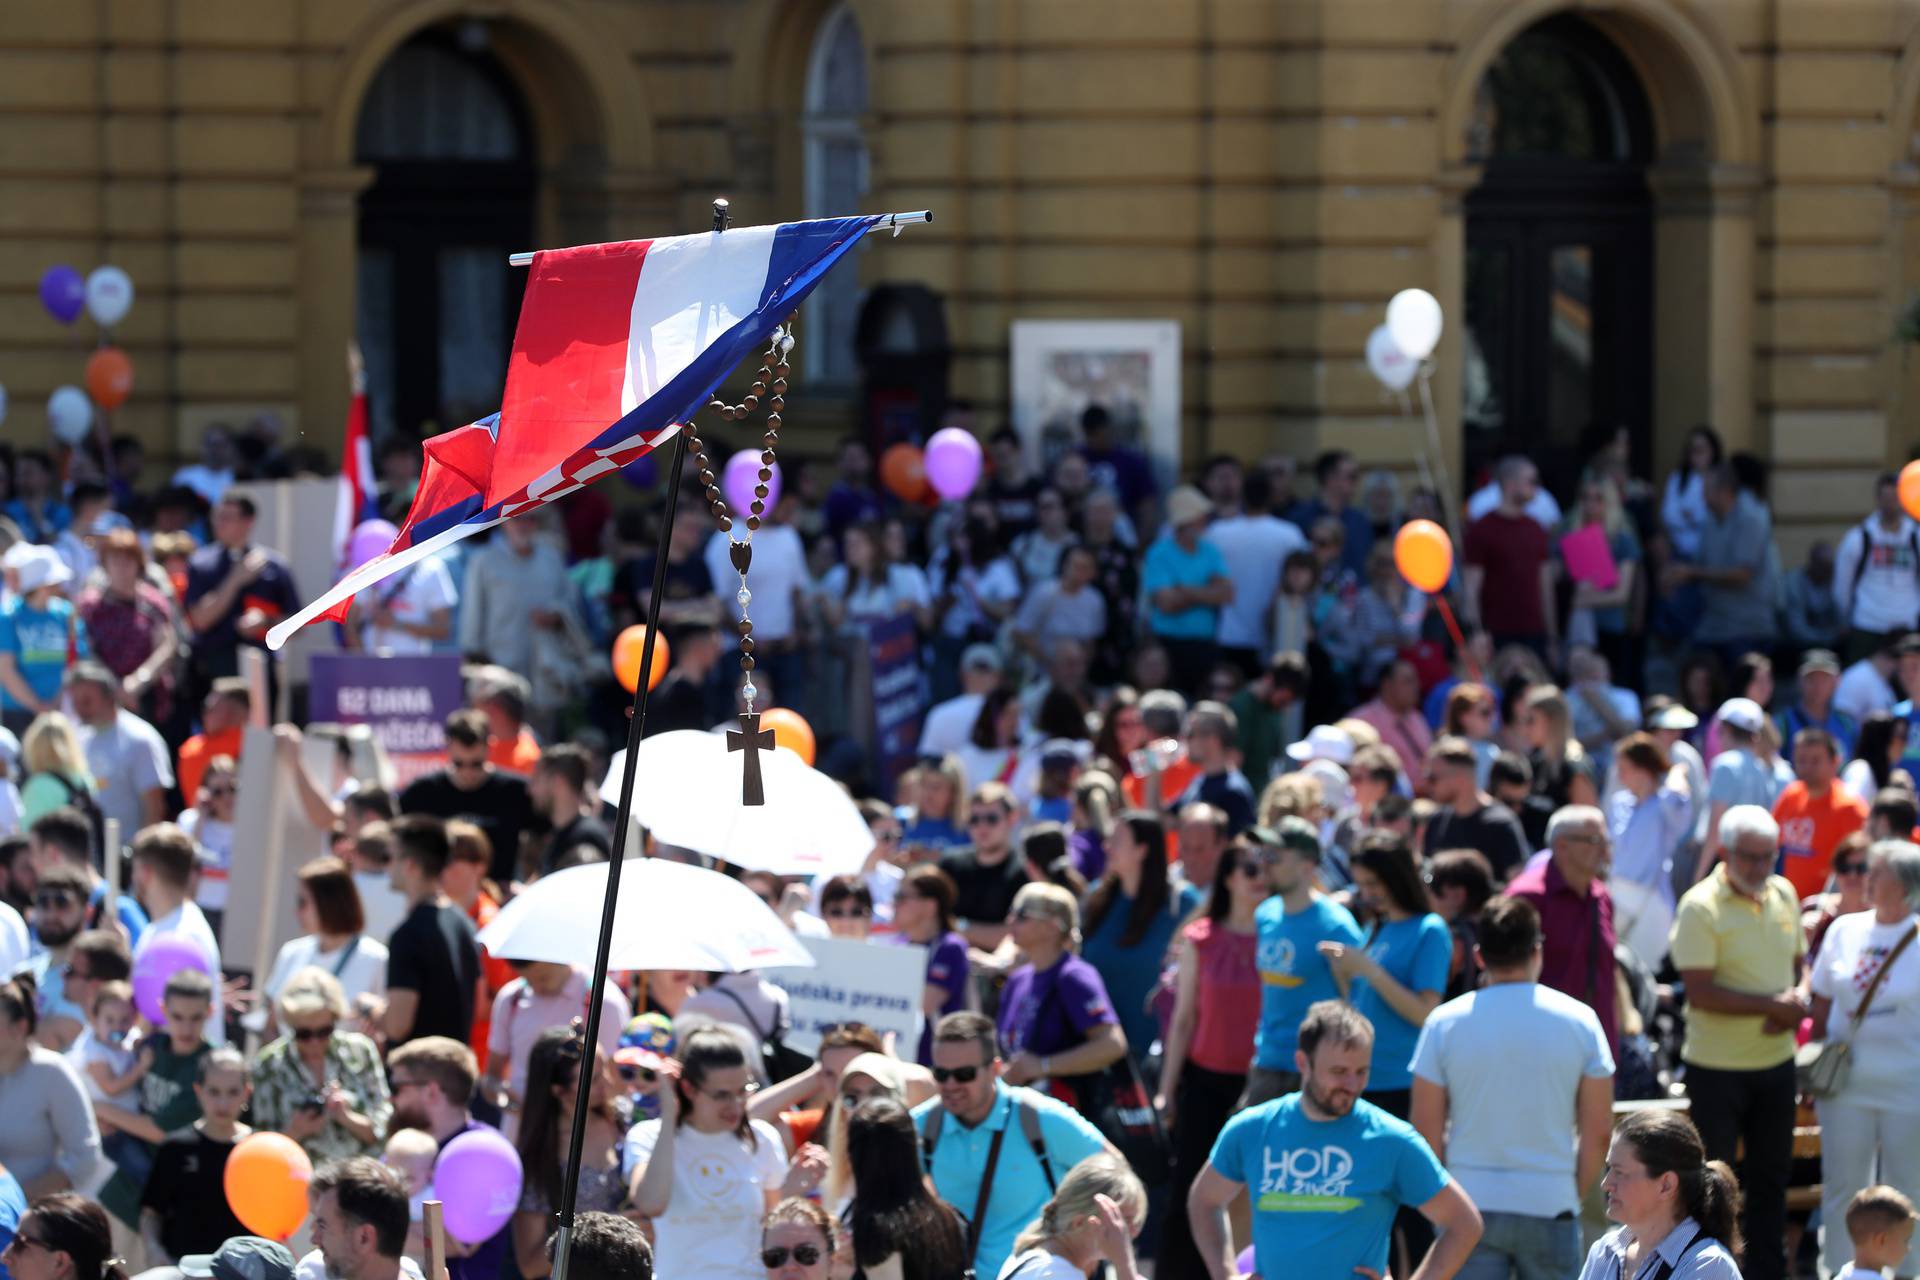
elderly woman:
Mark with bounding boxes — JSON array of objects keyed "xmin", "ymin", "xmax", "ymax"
[
  {"xmin": 248, "ymin": 965, "xmax": 391, "ymax": 1162},
  {"xmin": 1806, "ymin": 838, "xmax": 1920, "ymax": 1279},
  {"xmin": 995, "ymin": 883, "xmax": 1127, "ymax": 1096}
]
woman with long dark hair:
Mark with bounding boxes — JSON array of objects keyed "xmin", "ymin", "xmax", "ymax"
[
  {"xmin": 1843, "ymin": 711, "xmax": 1908, "ymax": 806},
  {"xmin": 1319, "ymin": 832, "xmax": 1450, "ymax": 1270},
  {"xmin": 889, "ymin": 866, "xmax": 972, "ymax": 1065},
  {"xmin": 1661, "ymin": 424, "xmax": 1723, "ymax": 561},
  {"xmin": 513, "ymin": 1027, "xmax": 626, "ymax": 1277},
  {"xmin": 1580, "ymin": 1109, "xmax": 1743, "ymax": 1278},
  {"xmin": 955, "ymin": 688, "xmax": 1024, "ymax": 794},
  {"xmin": 626, "ymin": 1028, "xmax": 826, "ymax": 1280},
  {"xmin": 1156, "ymin": 835, "xmax": 1266, "ymax": 1280},
  {"xmin": 1080, "ymin": 812, "xmax": 1175, "ymax": 1062},
  {"xmin": 845, "ymin": 1098, "xmax": 969, "ymax": 1280},
  {"xmin": 2, "ymin": 1193, "xmax": 129, "ymax": 1280}
]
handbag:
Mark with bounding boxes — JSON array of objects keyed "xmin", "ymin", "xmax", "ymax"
[
  {"xmin": 1795, "ymin": 921, "xmax": 1918, "ymax": 1100},
  {"xmin": 1047, "ymin": 1052, "xmax": 1170, "ymax": 1188}
]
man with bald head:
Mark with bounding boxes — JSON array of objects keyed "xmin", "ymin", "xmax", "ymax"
[{"xmin": 1174, "ymin": 803, "xmax": 1229, "ymax": 908}]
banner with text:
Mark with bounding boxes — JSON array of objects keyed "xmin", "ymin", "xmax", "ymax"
[
  {"xmin": 868, "ymin": 614, "xmax": 925, "ymax": 792},
  {"xmin": 309, "ymin": 653, "xmax": 466, "ymax": 786},
  {"xmin": 765, "ymin": 936, "xmax": 927, "ymax": 1055}
]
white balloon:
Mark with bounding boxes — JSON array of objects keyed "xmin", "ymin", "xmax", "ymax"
[
  {"xmin": 1365, "ymin": 324, "xmax": 1418, "ymax": 392},
  {"xmin": 1386, "ymin": 288, "xmax": 1444, "ymax": 361},
  {"xmin": 47, "ymin": 385, "xmax": 93, "ymax": 445},
  {"xmin": 85, "ymin": 265, "xmax": 134, "ymax": 328}
]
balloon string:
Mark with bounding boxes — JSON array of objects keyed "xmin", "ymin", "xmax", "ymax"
[{"xmin": 1433, "ymin": 595, "xmax": 1483, "ymax": 687}]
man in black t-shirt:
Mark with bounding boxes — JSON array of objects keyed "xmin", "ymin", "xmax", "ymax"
[
  {"xmin": 1421, "ymin": 737, "xmax": 1533, "ymax": 881},
  {"xmin": 398, "ymin": 709, "xmax": 535, "ymax": 884},
  {"xmin": 937, "ymin": 781, "xmax": 1027, "ymax": 950},
  {"xmin": 644, "ymin": 622, "xmax": 725, "ymax": 737},
  {"xmin": 984, "ymin": 428, "xmax": 1045, "ymax": 539},
  {"xmin": 139, "ymin": 1048, "xmax": 253, "ymax": 1264},
  {"xmin": 532, "ymin": 744, "xmax": 612, "ymax": 877},
  {"xmin": 383, "ymin": 815, "xmax": 482, "ymax": 1048}
]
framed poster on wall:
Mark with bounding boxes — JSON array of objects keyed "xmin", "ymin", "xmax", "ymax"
[{"xmin": 1009, "ymin": 319, "xmax": 1182, "ymax": 487}]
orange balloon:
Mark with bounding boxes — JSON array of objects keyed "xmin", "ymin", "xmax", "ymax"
[
  {"xmin": 760, "ymin": 706, "xmax": 815, "ymax": 766},
  {"xmin": 879, "ymin": 443, "xmax": 930, "ymax": 502},
  {"xmin": 1393, "ymin": 518, "xmax": 1454, "ymax": 593},
  {"xmin": 85, "ymin": 346, "xmax": 133, "ymax": 411},
  {"xmin": 612, "ymin": 625, "xmax": 670, "ymax": 693},
  {"xmin": 1900, "ymin": 461, "xmax": 1920, "ymax": 522},
  {"xmin": 224, "ymin": 1132, "xmax": 313, "ymax": 1240}
]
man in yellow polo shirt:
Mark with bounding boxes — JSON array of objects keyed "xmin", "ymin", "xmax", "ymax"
[{"xmin": 1671, "ymin": 803, "xmax": 1807, "ymax": 1280}]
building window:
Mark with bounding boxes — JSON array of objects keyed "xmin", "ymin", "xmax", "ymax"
[{"xmin": 802, "ymin": 5, "xmax": 869, "ymax": 386}]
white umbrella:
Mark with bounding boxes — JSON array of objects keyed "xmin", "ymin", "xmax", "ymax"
[
  {"xmin": 600, "ymin": 730, "xmax": 873, "ymax": 876},
  {"xmin": 475, "ymin": 857, "xmax": 816, "ymax": 971}
]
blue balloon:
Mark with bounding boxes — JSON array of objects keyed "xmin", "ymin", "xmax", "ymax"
[{"xmin": 39, "ymin": 266, "xmax": 85, "ymax": 325}]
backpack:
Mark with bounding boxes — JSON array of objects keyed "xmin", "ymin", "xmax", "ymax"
[
  {"xmin": 1845, "ymin": 516, "xmax": 1920, "ymax": 619},
  {"xmin": 711, "ymin": 984, "xmax": 814, "ymax": 1083},
  {"xmin": 52, "ymin": 773, "xmax": 110, "ymax": 869},
  {"xmin": 919, "ymin": 1093, "xmax": 1057, "ymax": 1275}
]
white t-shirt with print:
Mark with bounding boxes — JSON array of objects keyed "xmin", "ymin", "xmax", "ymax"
[
  {"xmin": 1808, "ymin": 911, "xmax": 1920, "ymax": 1114},
  {"xmin": 997, "ymin": 1249, "xmax": 1084, "ymax": 1280},
  {"xmin": 363, "ymin": 556, "xmax": 458, "ymax": 655},
  {"xmin": 621, "ymin": 1118, "xmax": 787, "ymax": 1280}
]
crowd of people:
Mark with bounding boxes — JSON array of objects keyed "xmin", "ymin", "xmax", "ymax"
[{"xmin": 2, "ymin": 409, "xmax": 1920, "ymax": 1280}]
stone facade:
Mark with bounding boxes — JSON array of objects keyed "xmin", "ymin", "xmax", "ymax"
[{"xmin": 2, "ymin": 0, "xmax": 1918, "ymax": 550}]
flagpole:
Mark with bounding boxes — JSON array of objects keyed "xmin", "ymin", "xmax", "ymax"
[
  {"xmin": 504, "ymin": 209, "xmax": 933, "ymax": 266},
  {"xmin": 548, "ymin": 389, "xmax": 692, "ymax": 1280}
]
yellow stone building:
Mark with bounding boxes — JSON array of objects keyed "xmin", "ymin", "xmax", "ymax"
[{"xmin": 5, "ymin": 0, "xmax": 1920, "ymax": 552}]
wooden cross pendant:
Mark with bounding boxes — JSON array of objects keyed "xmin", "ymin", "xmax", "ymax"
[{"xmin": 728, "ymin": 711, "xmax": 776, "ymax": 806}]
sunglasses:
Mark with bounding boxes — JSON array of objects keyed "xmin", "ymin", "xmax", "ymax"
[
  {"xmin": 967, "ymin": 812, "xmax": 1005, "ymax": 827},
  {"xmin": 825, "ymin": 906, "xmax": 870, "ymax": 919},
  {"xmin": 293, "ymin": 1024, "xmax": 336, "ymax": 1042},
  {"xmin": 449, "ymin": 757, "xmax": 489, "ymax": 773},
  {"xmin": 33, "ymin": 892, "xmax": 79, "ymax": 910},
  {"xmin": 931, "ymin": 1064, "xmax": 982, "ymax": 1084},
  {"xmin": 617, "ymin": 1063, "xmax": 658, "ymax": 1084},
  {"xmin": 1231, "ymin": 859, "xmax": 1265, "ymax": 878},
  {"xmin": 7, "ymin": 1235, "xmax": 52, "ymax": 1254},
  {"xmin": 1012, "ymin": 907, "xmax": 1057, "ymax": 924},
  {"xmin": 761, "ymin": 1245, "xmax": 823, "ymax": 1268},
  {"xmin": 1834, "ymin": 861, "xmax": 1868, "ymax": 876}
]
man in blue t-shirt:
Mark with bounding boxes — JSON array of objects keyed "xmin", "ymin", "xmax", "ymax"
[
  {"xmin": 1190, "ymin": 1001, "xmax": 1483, "ymax": 1280},
  {"xmin": 1142, "ymin": 485, "xmax": 1232, "ymax": 697},
  {"xmin": 1246, "ymin": 819, "xmax": 1364, "ymax": 1108}
]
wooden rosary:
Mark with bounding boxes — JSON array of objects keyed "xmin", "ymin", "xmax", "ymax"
[{"xmin": 686, "ymin": 312, "xmax": 797, "ymax": 805}]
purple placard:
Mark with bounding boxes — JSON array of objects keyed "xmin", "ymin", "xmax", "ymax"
[
  {"xmin": 309, "ymin": 653, "xmax": 466, "ymax": 784},
  {"xmin": 868, "ymin": 614, "xmax": 925, "ymax": 791}
]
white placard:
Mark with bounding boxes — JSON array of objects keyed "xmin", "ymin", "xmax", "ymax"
[
  {"xmin": 1010, "ymin": 319, "xmax": 1183, "ymax": 488},
  {"xmin": 764, "ymin": 936, "xmax": 927, "ymax": 1055}
]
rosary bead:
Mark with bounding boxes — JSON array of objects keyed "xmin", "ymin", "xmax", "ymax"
[
  {"xmin": 737, "ymin": 619, "xmax": 753, "ymax": 636},
  {"xmin": 740, "ymin": 636, "xmax": 755, "ymax": 654},
  {"xmin": 757, "ymin": 366, "xmax": 771, "ymax": 380},
  {"xmin": 757, "ymin": 467, "xmax": 772, "ymax": 482},
  {"xmin": 754, "ymin": 484, "xmax": 769, "ymax": 499},
  {"xmin": 742, "ymin": 680, "xmax": 757, "ymax": 702},
  {"xmin": 741, "ymin": 656, "xmax": 755, "ymax": 671},
  {"xmin": 698, "ymin": 469, "xmax": 715, "ymax": 486},
  {"xmin": 764, "ymin": 433, "xmax": 779, "ymax": 448},
  {"xmin": 771, "ymin": 378, "xmax": 788, "ymax": 395},
  {"xmin": 761, "ymin": 450, "xmax": 776, "ymax": 466},
  {"xmin": 768, "ymin": 396, "xmax": 785, "ymax": 413},
  {"xmin": 718, "ymin": 515, "xmax": 732, "ymax": 531},
  {"xmin": 737, "ymin": 586, "xmax": 752, "ymax": 607},
  {"xmin": 747, "ymin": 515, "xmax": 761, "ymax": 530},
  {"xmin": 742, "ymin": 395, "xmax": 760, "ymax": 412}
]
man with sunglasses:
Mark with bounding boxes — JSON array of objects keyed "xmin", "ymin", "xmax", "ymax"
[
  {"xmin": 397, "ymin": 710, "xmax": 534, "ymax": 888},
  {"xmin": 21, "ymin": 866, "xmax": 91, "ymax": 1050},
  {"xmin": 938, "ymin": 783, "xmax": 1027, "ymax": 950},
  {"xmin": 1245, "ymin": 819, "xmax": 1364, "ymax": 1109},
  {"xmin": 913, "ymin": 1012, "xmax": 1112, "ymax": 1280},
  {"xmin": 385, "ymin": 1038, "xmax": 508, "ymax": 1280}
]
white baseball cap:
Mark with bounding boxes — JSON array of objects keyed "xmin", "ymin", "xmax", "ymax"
[
  {"xmin": 1287, "ymin": 724, "xmax": 1355, "ymax": 765},
  {"xmin": 1715, "ymin": 697, "xmax": 1766, "ymax": 735}
]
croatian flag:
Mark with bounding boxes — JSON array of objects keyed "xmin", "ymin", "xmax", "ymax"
[
  {"xmin": 332, "ymin": 382, "xmax": 376, "ymax": 572},
  {"xmin": 268, "ymin": 214, "xmax": 883, "ymax": 650}
]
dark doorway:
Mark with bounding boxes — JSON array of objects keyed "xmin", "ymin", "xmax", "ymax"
[
  {"xmin": 355, "ymin": 29, "xmax": 536, "ymax": 442},
  {"xmin": 1462, "ymin": 14, "xmax": 1655, "ymax": 500}
]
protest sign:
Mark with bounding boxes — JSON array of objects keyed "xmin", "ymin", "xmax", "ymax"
[
  {"xmin": 867, "ymin": 615, "xmax": 925, "ymax": 791},
  {"xmin": 309, "ymin": 653, "xmax": 465, "ymax": 785},
  {"xmin": 765, "ymin": 936, "xmax": 927, "ymax": 1054}
]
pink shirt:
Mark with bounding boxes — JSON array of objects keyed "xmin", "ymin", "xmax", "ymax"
[
  {"xmin": 1349, "ymin": 699, "xmax": 1434, "ymax": 787},
  {"xmin": 1185, "ymin": 917, "xmax": 1262, "ymax": 1074},
  {"xmin": 487, "ymin": 968, "xmax": 630, "ymax": 1128}
]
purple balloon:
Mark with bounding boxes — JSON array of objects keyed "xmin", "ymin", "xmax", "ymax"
[
  {"xmin": 925, "ymin": 426, "xmax": 984, "ymax": 501},
  {"xmin": 723, "ymin": 450, "xmax": 780, "ymax": 515},
  {"xmin": 1236, "ymin": 1246, "xmax": 1256, "ymax": 1276},
  {"xmin": 619, "ymin": 454, "xmax": 658, "ymax": 488},
  {"xmin": 39, "ymin": 266, "xmax": 85, "ymax": 325},
  {"xmin": 132, "ymin": 934, "xmax": 215, "ymax": 1025},
  {"xmin": 346, "ymin": 519, "xmax": 397, "ymax": 571},
  {"xmin": 436, "ymin": 1127, "xmax": 524, "ymax": 1243}
]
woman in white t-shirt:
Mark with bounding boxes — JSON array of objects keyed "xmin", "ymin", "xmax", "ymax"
[
  {"xmin": 626, "ymin": 1029, "xmax": 828, "ymax": 1280},
  {"xmin": 261, "ymin": 856, "xmax": 389, "ymax": 1037},
  {"xmin": 997, "ymin": 1154, "xmax": 1146, "ymax": 1280},
  {"xmin": 817, "ymin": 525, "xmax": 933, "ymax": 634},
  {"xmin": 181, "ymin": 754, "xmax": 237, "ymax": 929},
  {"xmin": 1807, "ymin": 838, "xmax": 1920, "ymax": 1279}
]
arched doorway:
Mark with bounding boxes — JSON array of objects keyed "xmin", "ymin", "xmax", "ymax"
[
  {"xmin": 1462, "ymin": 14, "xmax": 1656, "ymax": 495},
  {"xmin": 354, "ymin": 27, "xmax": 537, "ymax": 440}
]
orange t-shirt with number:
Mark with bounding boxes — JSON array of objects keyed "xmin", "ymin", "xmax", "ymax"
[{"xmin": 1770, "ymin": 781, "xmax": 1867, "ymax": 901}]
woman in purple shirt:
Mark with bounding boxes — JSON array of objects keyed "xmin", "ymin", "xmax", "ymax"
[
  {"xmin": 995, "ymin": 883, "xmax": 1128, "ymax": 1097},
  {"xmin": 889, "ymin": 865, "xmax": 973, "ymax": 1065}
]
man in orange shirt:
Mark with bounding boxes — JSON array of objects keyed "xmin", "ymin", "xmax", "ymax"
[
  {"xmin": 1770, "ymin": 727, "xmax": 1867, "ymax": 901},
  {"xmin": 176, "ymin": 676, "xmax": 249, "ymax": 803},
  {"xmin": 471, "ymin": 667, "xmax": 541, "ymax": 774}
]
